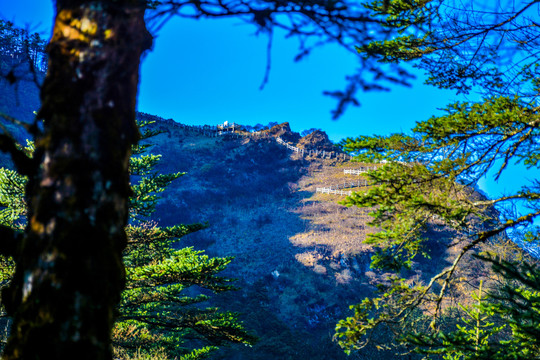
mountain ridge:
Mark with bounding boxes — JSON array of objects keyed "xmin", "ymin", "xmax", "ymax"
[
  {"xmin": 138, "ymin": 114, "xmax": 503, "ymax": 359},
  {"xmin": 1, "ymin": 79, "xmax": 521, "ymax": 359}
]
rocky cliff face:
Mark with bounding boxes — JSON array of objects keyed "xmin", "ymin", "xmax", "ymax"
[
  {"xmin": 297, "ymin": 129, "xmax": 337, "ymax": 152},
  {"xmin": 263, "ymin": 122, "xmax": 301, "ymax": 143}
]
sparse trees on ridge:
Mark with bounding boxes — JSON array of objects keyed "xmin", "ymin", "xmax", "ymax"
[
  {"xmin": 335, "ymin": 1, "xmax": 540, "ymax": 358},
  {"xmin": 0, "ymin": 20, "xmax": 47, "ymax": 75}
]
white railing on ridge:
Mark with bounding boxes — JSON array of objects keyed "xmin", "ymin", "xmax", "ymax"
[
  {"xmin": 316, "ymin": 170, "xmax": 374, "ymax": 197},
  {"xmin": 276, "ymin": 137, "xmax": 352, "ymax": 160},
  {"xmin": 344, "ymin": 167, "xmax": 377, "ymax": 175},
  {"xmin": 171, "ymin": 123, "xmax": 352, "ymax": 160},
  {"xmin": 173, "ymin": 122, "xmax": 366, "ymax": 196},
  {"xmin": 315, "ymin": 188, "xmax": 353, "ymax": 196},
  {"xmin": 315, "ymin": 179, "xmax": 370, "ymax": 196}
]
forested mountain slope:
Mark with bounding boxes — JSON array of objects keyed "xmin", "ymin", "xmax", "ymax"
[
  {"xmin": 1, "ymin": 77, "xmax": 520, "ymax": 359},
  {"xmin": 136, "ymin": 116, "xmax": 512, "ymax": 359}
]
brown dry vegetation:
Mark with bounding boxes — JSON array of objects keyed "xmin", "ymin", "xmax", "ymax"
[
  {"xmin": 289, "ymin": 158, "xmax": 378, "ymax": 276},
  {"xmin": 138, "ymin": 117, "xmax": 527, "ymax": 359}
]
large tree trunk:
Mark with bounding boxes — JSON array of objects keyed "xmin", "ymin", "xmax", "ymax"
[{"xmin": 2, "ymin": 1, "xmax": 151, "ymax": 358}]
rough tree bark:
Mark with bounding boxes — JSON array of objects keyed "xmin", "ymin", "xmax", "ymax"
[{"xmin": 2, "ymin": 0, "xmax": 152, "ymax": 358}]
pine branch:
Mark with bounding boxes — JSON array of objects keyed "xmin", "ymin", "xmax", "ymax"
[{"xmin": 0, "ymin": 134, "xmax": 34, "ymax": 176}]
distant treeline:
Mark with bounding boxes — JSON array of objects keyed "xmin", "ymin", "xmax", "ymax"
[{"xmin": 0, "ymin": 20, "xmax": 47, "ymax": 74}]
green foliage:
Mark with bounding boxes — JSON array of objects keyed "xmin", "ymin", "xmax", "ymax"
[
  {"xmin": 359, "ymin": 0, "xmax": 539, "ymax": 95},
  {"xmin": 403, "ymin": 256, "xmax": 540, "ymax": 360},
  {"xmin": 118, "ymin": 121, "xmax": 256, "ymax": 358},
  {"xmin": 0, "ymin": 166, "xmax": 19, "ymax": 294},
  {"xmin": 0, "ymin": 121, "xmax": 256, "ymax": 358},
  {"xmin": 0, "ymin": 141, "xmax": 33, "ymax": 312},
  {"xmin": 359, "ymin": 33, "xmax": 434, "ymax": 62},
  {"xmin": 407, "ymin": 281, "xmax": 507, "ymax": 359},
  {"xmin": 357, "ymin": 0, "xmax": 435, "ymax": 61},
  {"xmin": 335, "ymin": 276, "xmax": 431, "ymax": 354},
  {"xmin": 0, "ymin": 141, "xmax": 32, "ymax": 227},
  {"xmin": 336, "ymin": 95, "xmax": 540, "ymax": 356},
  {"xmin": 0, "ymin": 168, "xmax": 25, "ymax": 227},
  {"xmin": 129, "ymin": 121, "xmax": 186, "ymax": 220},
  {"xmin": 336, "ymin": 1, "xmax": 540, "ymax": 358},
  {"xmin": 129, "ymin": 166, "xmax": 184, "ymax": 220}
]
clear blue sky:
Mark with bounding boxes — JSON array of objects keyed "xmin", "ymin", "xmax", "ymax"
[
  {"xmin": 7, "ymin": 1, "xmax": 527, "ymax": 200},
  {"xmin": 0, "ymin": 0, "xmax": 459, "ymax": 144}
]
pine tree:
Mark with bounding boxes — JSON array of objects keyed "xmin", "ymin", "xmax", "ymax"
[
  {"xmin": 404, "ymin": 257, "xmax": 540, "ymax": 359},
  {"xmin": 0, "ymin": 141, "xmax": 32, "ymax": 334},
  {"xmin": 0, "ymin": 122, "xmax": 256, "ymax": 359},
  {"xmin": 0, "ymin": 19, "xmax": 47, "ymax": 75},
  {"xmin": 335, "ymin": 1, "xmax": 540, "ymax": 358}
]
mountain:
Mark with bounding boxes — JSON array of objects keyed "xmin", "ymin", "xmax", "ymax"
[
  {"xmin": 1, "ymin": 78, "xmax": 520, "ymax": 359},
  {"xmin": 137, "ymin": 115, "xmax": 504, "ymax": 359}
]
